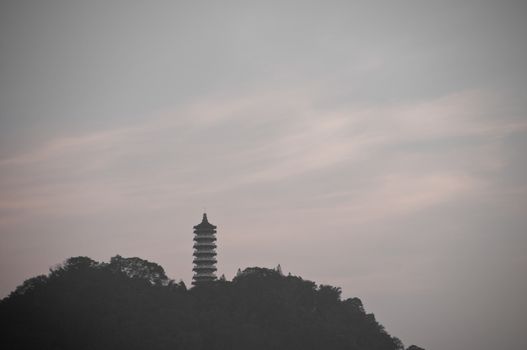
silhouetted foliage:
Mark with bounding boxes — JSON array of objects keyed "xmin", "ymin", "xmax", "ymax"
[
  {"xmin": 108, "ymin": 255, "xmax": 170, "ymax": 285},
  {"xmin": 0, "ymin": 257, "xmax": 423, "ymax": 350},
  {"xmin": 406, "ymin": 346, "xmax": 426, "ymax": 350}
]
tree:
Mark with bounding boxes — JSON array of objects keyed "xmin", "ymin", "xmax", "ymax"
[
  {"xmin": 0, "ymin": 256, "xmax": 421, "ymax": 350},
  {"xmin": 108, "ymin": 255, "xmax": 169, "ymax": 285},
  {"xmin": 11, "ymin": 275, "xmax": 48, "ymax": 296},
  {"xmin": 50, "ymin": 256, "xmax": 99, "ymax": 277}
]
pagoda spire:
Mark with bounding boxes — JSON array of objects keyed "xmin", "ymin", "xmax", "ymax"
[{"xmin": 192, "ymin": 213, "xmax": 217, "ymax": 285}]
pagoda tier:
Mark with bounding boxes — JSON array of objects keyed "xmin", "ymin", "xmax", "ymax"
[{"xmin": 192, "ymin": 213, "xmax": 217, "ymax": 285}]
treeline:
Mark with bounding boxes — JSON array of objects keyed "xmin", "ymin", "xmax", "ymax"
[{"xmin": 0, "ymin": 256, "xmax": 424, "ymax": 350}]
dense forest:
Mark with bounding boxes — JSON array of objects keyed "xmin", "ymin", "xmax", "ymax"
[{"xmin": 0, "ymin": 256, "xmax": 424, "ymax": 350}]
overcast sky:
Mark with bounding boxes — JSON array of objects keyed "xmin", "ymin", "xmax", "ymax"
[{"xmin": 1, "ymin": 1, "xmax": 526, "ymax": 349}]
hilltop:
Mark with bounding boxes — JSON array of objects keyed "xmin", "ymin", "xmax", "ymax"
[{"xmin": 0, "ymin": 256, "xmax": 424, "ymax": 350}]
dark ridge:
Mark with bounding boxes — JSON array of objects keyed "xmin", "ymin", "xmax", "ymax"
[{"xmin": 0, "ymin": 256, "xmax": 424, "ymax": 350}]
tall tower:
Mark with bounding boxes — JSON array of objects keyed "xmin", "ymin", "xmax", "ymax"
[{"xmin": 192, "ymin": 213, "xmax": 217, "ymax": 285}]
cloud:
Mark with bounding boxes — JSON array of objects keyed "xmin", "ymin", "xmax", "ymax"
[
  {"xmin": 346, "ymin": 173, "xmax": 484, "ymax": 221},
  {"xmin": 0, "ymin": 86, "xmax": 523, "ymax": 228}
]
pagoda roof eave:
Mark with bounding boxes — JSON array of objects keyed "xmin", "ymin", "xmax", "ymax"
[
  {"xmin": 193, "ymin": 213, "xmax": 216, "ymax": 229},
  {"xmin": 193, "ymin": 223, "xmax": 217, "ymax": 230}
]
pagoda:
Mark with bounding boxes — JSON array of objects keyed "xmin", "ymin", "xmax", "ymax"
[{"xmin": 192, "ymin": 213, "xmax": 217, "ymax": 285}]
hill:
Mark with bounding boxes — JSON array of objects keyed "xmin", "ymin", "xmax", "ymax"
[{"xmin": 0, "ymin": 256, "xmax": 424, "ymax": 350}]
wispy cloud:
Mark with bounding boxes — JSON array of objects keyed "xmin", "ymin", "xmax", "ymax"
[{"xmin": 0, "ymin": 87, "xmax": 523, "ymax": 228}]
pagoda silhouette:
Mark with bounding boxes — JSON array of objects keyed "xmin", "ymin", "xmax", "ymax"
[{"xmin": 192, "ymin": 213, "xmax": 217, "ymax": 285}]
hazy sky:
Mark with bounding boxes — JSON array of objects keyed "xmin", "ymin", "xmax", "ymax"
[{"xmin": 1, "ymin": 1, "xmax": 526, "ymax": 349}]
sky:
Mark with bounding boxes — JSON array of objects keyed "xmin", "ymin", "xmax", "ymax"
[{"xmin": 1, "ymin": 1, "xmax": 526, "ymax": 349}]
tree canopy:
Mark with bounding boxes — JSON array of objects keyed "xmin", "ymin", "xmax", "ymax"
[{"xmin": 0, "ymin": 256, "xmax": 423, "ymax": 350}]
